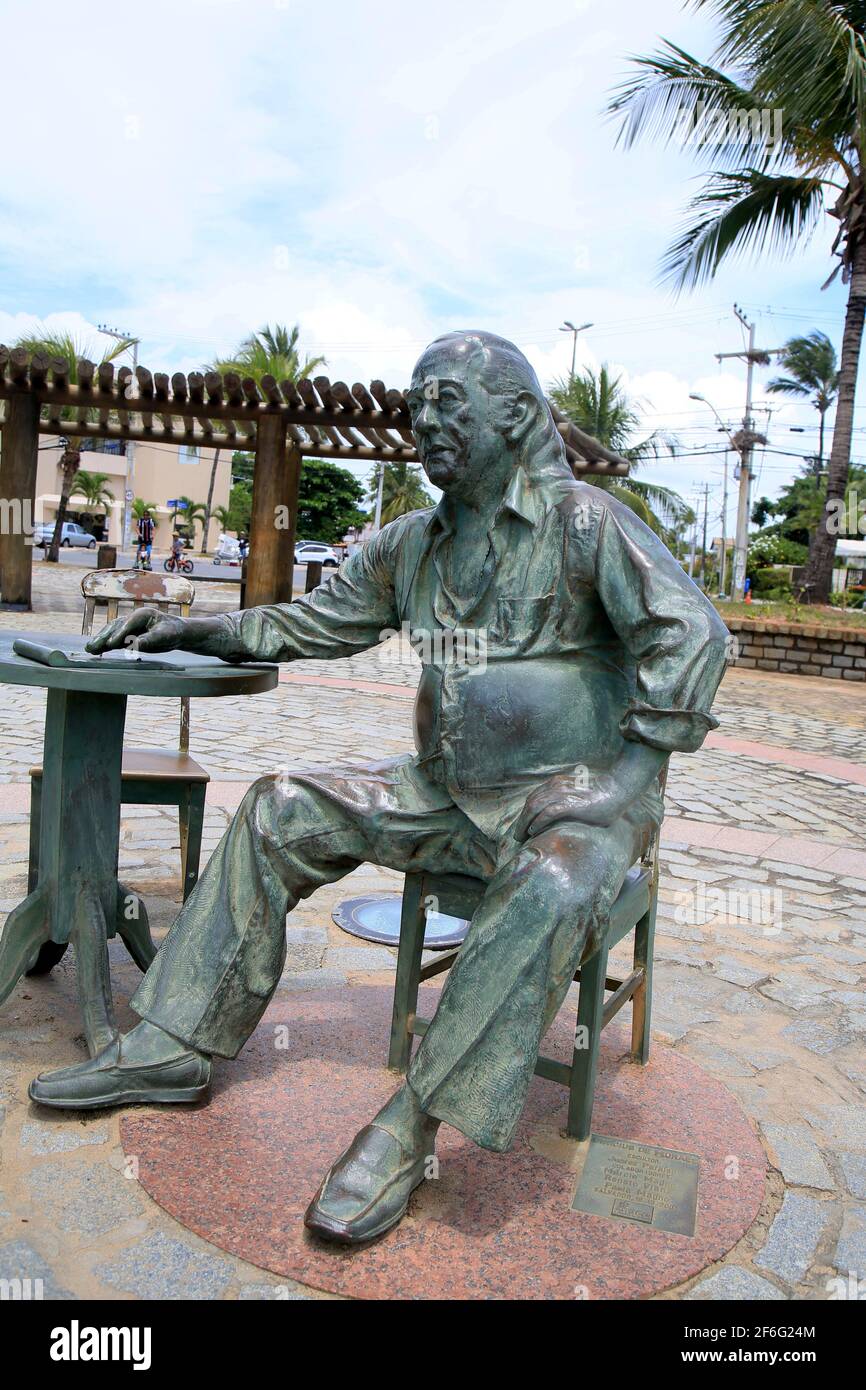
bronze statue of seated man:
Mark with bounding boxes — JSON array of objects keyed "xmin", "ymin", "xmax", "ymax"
[{"xmin": 28, "ymin": 330, "xmax": 728, "ymax": 1245}]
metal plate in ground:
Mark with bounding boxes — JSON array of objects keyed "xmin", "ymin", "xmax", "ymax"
[{"xmin": 572, "ymin": 1134, "xmax": 699, "ymax": 1236}]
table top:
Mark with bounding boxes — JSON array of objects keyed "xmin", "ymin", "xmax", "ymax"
[{"xmin": 0, "ymin": 630, "xmax": 278, "ymax": 698}]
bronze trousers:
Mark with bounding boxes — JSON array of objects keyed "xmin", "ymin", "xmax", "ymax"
[{"xmin": 132, "ymin": 755, "xmax": 658, "ymax": 1151}]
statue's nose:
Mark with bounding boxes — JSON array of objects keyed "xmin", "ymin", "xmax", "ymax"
[{"xmin": 415, "ymin": 401, "xmax": 437, "ymax": 433}]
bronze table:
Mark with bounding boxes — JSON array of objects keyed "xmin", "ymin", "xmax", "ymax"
[{"xmin": 0, "ymin": 630, "xmax": 276, "ymax": 1054}]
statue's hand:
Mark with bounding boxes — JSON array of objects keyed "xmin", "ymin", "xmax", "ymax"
[
  {"xmin": 513, "ymin": 771, "xmax": 627, "ymax": 841},
  {"xmin": 86, "ymin": 607, "xmax": 189, "ymax": 655}
]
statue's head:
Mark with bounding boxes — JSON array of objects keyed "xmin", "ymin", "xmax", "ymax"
[{"xmin": 406, "ymin": 330, "xmax": 563, "ymax": 500}]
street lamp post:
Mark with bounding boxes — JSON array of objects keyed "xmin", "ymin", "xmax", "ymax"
[
  {"xmin": 559, "ymin": 320, "xmax": 593, "ymax": 379},
  {"xmin": 99, "ymin": 325, "xmax": 139, "ymax": 550}
]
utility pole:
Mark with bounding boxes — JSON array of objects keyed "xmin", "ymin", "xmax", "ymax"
[
  {"xmin": 372, "ymin": 462, "xmax": 386, "ymax": 534},
  {"xmin": 719, "ymin": 450, "xmax": 729, "ymax": 596},
  {"xmin": 699, "ymin": 482, "xmax": 710, "ymax": 588},
  {"xmin": 687, "ymin": 494, "xmax": 699, "ymax": 578},
  {"xmin": 714, "ymin": 306, "xmax": 782, "ymax": 602},
  {"xmin": 99, "ymin": 325, "xmax": 139, "ymax": 550}
]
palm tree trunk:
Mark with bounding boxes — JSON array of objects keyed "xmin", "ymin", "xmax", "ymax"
[
  {"xmin": 803, "ymin": 237, "xmax": 866, "ymax": 602},
  {"xmin": 46, "ymin": 450, "xmax": 80, "ymax": 563},
  {"xmin": 201, "ymin": 449, "xmax": 220, "ymax": 556}
]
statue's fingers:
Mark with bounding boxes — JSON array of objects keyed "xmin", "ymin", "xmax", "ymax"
[
  {"xmin": 513, "ymin": 797, "xmax": 546, "ymax": 842},
  {"xmin": 85, "ymin": 616, "xmax": 138, "ymax": 653},
  {"xmin": 523, "ymin": 800, "xmax": 588, "ymax": 841},
  {"xmin": 134, "ymin": 623, "xmax": 177, "ymax": 653}
]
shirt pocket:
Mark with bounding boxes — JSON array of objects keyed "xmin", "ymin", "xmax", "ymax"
[{"xmin": 494, "ymin": 595, "xmax": 553, "ymax": 653}]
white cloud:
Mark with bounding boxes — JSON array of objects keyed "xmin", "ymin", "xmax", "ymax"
[{"xmin": 0, "ymin": 0, "xmax": 855, "ymax": 522}]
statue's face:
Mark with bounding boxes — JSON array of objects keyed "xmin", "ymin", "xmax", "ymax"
[{"xmin": 406, "ymin": 343, "xmax": 510, "ymax": 499}]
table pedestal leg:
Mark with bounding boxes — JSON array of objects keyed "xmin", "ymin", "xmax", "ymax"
[
  {"xmin": 0, "ymin": 885, "xmax": 52, "ymax": 1006},
  {"xmin": 38, "ymin": 688, "xmax": 127, "ymax": 1055},
  {"xmin": 116, "ymin": 884, "xmax": 157, "ymax": 971},
  {"xmin": 73, "ymin": 888, "xmax": 117, "ymax": 1054}
]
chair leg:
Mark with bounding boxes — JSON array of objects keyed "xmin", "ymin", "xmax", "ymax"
[
  {"xmin": 178, "ymin": 783, "xmax": 206, "ymax": 901},
  {"xmin": 388, "ymin": 873, "xmax": 428, "ymax": 1074},
  {"xmin": 631, "ymin": 896, "xmax": 657, "ymax": 1065},
  {"xmin": 566, "ymin": 942, "xmax": 609, "ymax": 1141},
  {"xmin": 28, "ymin": 775, "xmax": 42, "ymax": 895}
]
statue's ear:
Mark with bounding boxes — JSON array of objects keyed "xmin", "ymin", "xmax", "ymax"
[{"xmin": 505, "ymin": 390, "xmax": 540, "ymax": 443}]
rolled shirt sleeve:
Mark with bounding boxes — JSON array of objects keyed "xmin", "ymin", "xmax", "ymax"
[
  {"xmin": 591, "ymin": 496, "xmax": 729, "ymax": 754},
  {"xmin": 205, "ymin": 525, "xmax": 401, "ymax": 663}
]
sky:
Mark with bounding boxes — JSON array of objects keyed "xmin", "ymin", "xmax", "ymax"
[{"xmin": 0, "ymin": 0, "xmax": 856, "ymax": 542}]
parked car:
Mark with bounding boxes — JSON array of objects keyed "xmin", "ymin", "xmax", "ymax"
[
  {"xmin": 295, "ymin": 542, "xmax": 339, "ymax": 567},
  {"xmin": 33, "ymin": 521, "xmax": 97, "ymax": 549}
]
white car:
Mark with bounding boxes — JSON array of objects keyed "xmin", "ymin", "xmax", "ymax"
[
  {"xmin": 34, "ymin": 521, "xmax": 97, "ymax": 549},
  {"xmin": 295, "ymin": 542, "xmax": 339, "ymax": 567}
]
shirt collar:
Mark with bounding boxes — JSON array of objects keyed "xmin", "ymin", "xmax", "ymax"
[{"xmin": 429, "ymin": 465, "xmax": 545, "ymax": 536}]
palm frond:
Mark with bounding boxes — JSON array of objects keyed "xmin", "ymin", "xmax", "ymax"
[
  {"xmin": 660, "ymin": 168, "xmax": 825, "ymax": 289},
  {"xmin": 607, "ymin": 39, "xmax": 772, "ymax": 168}
]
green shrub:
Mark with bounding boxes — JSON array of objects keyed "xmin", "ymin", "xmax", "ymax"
[{"xmin": 830, "ymin": 590, "xmax": 865, "ymax": 610}]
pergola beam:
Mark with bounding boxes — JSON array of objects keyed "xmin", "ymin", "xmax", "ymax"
[{"xmin": 0, "ymin": 347, "xmax": 630, "ymax": 612}]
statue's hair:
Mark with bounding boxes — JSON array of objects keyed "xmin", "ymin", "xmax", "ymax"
[{"xmin": 417, "ymin": 329, "xmax": 569, "ymax": 474}]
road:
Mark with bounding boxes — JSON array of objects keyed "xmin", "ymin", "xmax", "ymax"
[{"xmin": 35, "ymin": 549, "xmax": 312, "ymax": 586}]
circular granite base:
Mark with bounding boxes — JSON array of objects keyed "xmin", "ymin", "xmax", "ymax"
[{"xmin": 121, "ymin": 986, "xmax": 766, "ymax": 1300}]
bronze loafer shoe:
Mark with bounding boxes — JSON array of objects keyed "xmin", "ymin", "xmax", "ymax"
[
  {"xmin": 28, "ymin": 1037, "xmax": 211, "ymax": 1110},
  {"xmin": 304, "ymin": 1123, "xmax": 430, "ymax": 1244}
]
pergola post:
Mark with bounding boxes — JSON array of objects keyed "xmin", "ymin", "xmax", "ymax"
[
  {"xmin": 0, "ymin": 392, "xmax": 41, "ymax": 610},
  {"xmin": 244, "ymin": 413, "xmax": 299, "ymax": 609}
]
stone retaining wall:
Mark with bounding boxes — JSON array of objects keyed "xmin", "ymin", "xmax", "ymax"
[{"xmin": 724, "ymin": 616, "xmax": 866, "ymax": 680}]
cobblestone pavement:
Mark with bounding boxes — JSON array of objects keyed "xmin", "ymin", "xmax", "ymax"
[{"xmin": 0, "ymin": 579, "xmax": 864, "ymax": 1301}]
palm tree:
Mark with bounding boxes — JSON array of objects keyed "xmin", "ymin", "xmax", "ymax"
[
  {"xmin": 371, "ymin": 462, "xmax": 434, "ymax": 523},
  {"xmin": 766, "ymin": 330, "xmax": 839, "ymax": 475},
  {"xmin": 170, "ymin": 495, "xmax": 207, "ymax": 547},
  {"xmin": 607, "ymin": 0, "xmax": 866, "ymax": 602},
  {"xmin": 132, "ymin": 496, "xmax": 158, "ymax": 522},
  {"xmin": 14, "ymin": 329, "xmax": 133, "ymax": 560},
  {"xmin": 69, "ymin": 471, "xmax": 115, "ymax": 536},
  {"xmin": 201, "ymin": 323, "xmax": 325, "ymax": 553},
  {"xmin": 549, "ymin": 366, "xmax": 689, "ymax": 533}
]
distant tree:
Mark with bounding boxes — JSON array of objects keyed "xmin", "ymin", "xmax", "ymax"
[
  {"xmin": 767, "ymin": 332, "xmax": 839, "ymax": 476},
  {"xmin": 751, "ymin": 495, "xmax": 780, "ymax": 528},
  {"xmin": 297, "ymin": 459, "xmax": 367, "ymax": 542},
  {"xmin": 369, "ymin": 462, "xmax": 434, "ymax": 523},
  {"xmin": 224, "ymin": 482, "xmax": 253, "ymax": 537},
  {"xmin": 231, "ymin": 451, "xmax": 255, "ymax": 485},
  {"xmin": 213, "ymin": 324, "xmax": 325, "ymax": 384},
  {"xmin": 759, "ymin": 463, "xmax": 866, "ymax": 546},
  {"xmin": 549, "ymin": 365, "xmax": 689, "ymax": 533},
  {"xmin": 170, "ymin": 495, "xmax": 207, "ymax": 546},
  {"xmin": 132, "ymin": 496, "xmax": 158, "ymax": 522},
  {"xmin": 13, "ymin": 329, "xmax": 133, "ymax": 560},
  {"xmin": 201, "ymin": 326, "xmax": 324, "ymax": 552},
  {"xmin": 69, "ymin": 470, "xmax": 115, "ymax": 513},
  {"xmin": 606, "ymin": 0, "xmax": 866, "ymax": 600}
]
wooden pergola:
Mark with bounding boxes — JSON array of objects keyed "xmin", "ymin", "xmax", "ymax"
[{"xmin": 0, "ymin": 346, "xmax": 629, "ymax": 610}]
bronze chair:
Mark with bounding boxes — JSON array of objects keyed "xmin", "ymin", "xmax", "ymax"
[
  {"xmin": 27, "ymin": 570, "xmax": 209, "ymax": 973},
  {"xmin": 388, "ymin": 770, "xmax": 667, "ymax": 1141}
]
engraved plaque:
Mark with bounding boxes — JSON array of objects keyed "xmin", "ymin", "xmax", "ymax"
[{"xmin": 572, "ymin": 1135, "xmax": 699, "ymax": 1236}]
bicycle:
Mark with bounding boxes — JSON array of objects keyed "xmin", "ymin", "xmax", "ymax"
[{"xmin": 163, "ymin": 555, "xmax": 194, "ymax": 575}]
